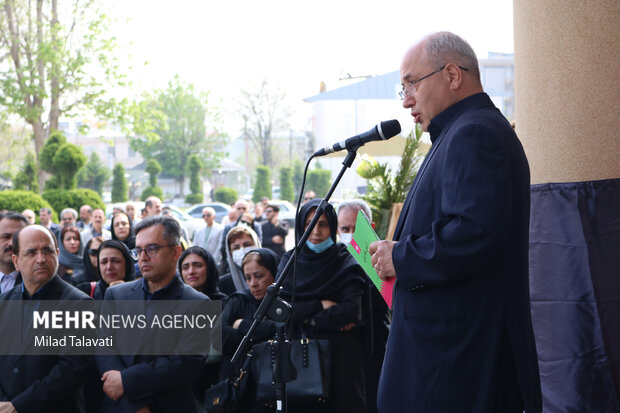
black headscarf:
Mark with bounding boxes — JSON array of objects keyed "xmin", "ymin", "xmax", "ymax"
[
  {"xmin": 178, "ymin": 246, "xmax": 225, "ymax": 299},
  {"xmin": 279, "ymin": 198, "xmax": 366, "ymax": 299},
  {"xmin": 78, "ymin": 237, "xmax": 102, "ymax": 283},
  {"xmin": 96, "ymin": 240, "xmax": 136, "ymax": 298},
  {"xmin": 110, "ymin": 212, "xmax": 136, "ymax": 250},
  {"xmin": 242, "ymin": 248, "xmax": 280, "ymax": 279}
]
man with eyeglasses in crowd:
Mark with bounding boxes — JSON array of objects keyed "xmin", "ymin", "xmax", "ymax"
[
  {"xmin": 192, "ymin": 207, "xmax": 224, "ymax": 267},
  {"xmin": 259, "ymin": 204, "xmax": 288, "ymax": 258},
  {"xmin": 0, "ymin": 224, "xmax": 91, "ymax": 413},
  {"xmin": 96, "ymin": 216, "xmax": 207, "ymax": 412},
  {"xmin": 369, "ymin": 32, "xmax": 541, "ymax": 412}
]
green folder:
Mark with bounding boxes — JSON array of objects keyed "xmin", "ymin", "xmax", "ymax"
[{"xmin": 346, "ymin": 210, "xmax": 394, "ymax": 308}]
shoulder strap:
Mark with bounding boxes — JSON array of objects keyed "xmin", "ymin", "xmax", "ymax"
[{"xmin": 90, "ymin": 281, "xmax": 97, "ymax": 298}]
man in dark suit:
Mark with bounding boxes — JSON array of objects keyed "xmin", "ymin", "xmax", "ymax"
[
  {"xmin": 96, "ymin": 216, "xmax": 207, "ymax": 413},
  {"xmin": 369, "ymin": 32, "xmax": 542, "ymax": 412},
  {"xmin": 0, "ymin": 212, "xmax": 28, "ymax": 294},
  {"xmin": 0, "ymin": 225, "xmax": 91, "ymax": 413}
]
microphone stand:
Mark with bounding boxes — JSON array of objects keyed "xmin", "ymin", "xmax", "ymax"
[{"xmin": 231, "ymin": 148, "xmax": 360, "ymax": 413}]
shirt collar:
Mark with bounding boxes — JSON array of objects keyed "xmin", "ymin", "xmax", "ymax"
[
  {"xmin": 141, "ymin": 274, "xmax": 178, "ymax": 300},
  {"xmin": 427, "ymin": 92, "xmax": 490, "ymax": 143}
]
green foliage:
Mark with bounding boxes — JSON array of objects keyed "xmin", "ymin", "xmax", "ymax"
[
  {"xmin": 40, "ymin": 132, "xmax": 67, "ymax": 173},
  {"xmin": 42, "ymin": 188, "xmax": 104, "ymax": 216},
  {"xmin": 253, "ymin": 166, "xmax": 272, "ymax": 203},
  {"xmin": 111, "ymin": 163, "xmax": 128, "ymax": 203},
  {"xmin": 185, "ymin": 193, "xmax": 203, "ymax": 205},
  {"xmin": 141, "ymin": 186, "xmax": 164, "ymax": 202},
  {"xmin": 356, "ymin": 124, "xmax": 424, "ymax": 238},
  {"xmin": 77, "ymin": 152, "xmax": 111, "ymax": 195},
  {"xmin": 0, "ymin": 2, "xmax": 127, "ymax": 188},
  {"xmin": 44, "ymin": 176, "xmax": 61, "ymax": 190},
  {"xmin": 52, "ymin": 143, "xmax": 87, "ymax": 189},
  {"xmin": 306, "ymin": 169, "xmax": 332, "ymax": 198},
  {"xmin": 13, "ymin": 153, "xmax": 39, "ymax": 192},
  {"xmin": 214, "ymin": 187, "xmax": 238, "ymax": 205},
  {"xmin": 0, "ymin": 190, "xmax": 56, "ymax": 222},
  {"xmin": 292, "ymin": 159, "xmax": 303, "ymax": 193},
  {"xmin": 145, "ymin": 159, "xmax": 162, "ymax": 187},
  {"xmin": 279, "ymin": 167, "xmax": 295, "ymax": 202},
  {"xmin": 188, "ymin": 155, "xmax": 203, "ymax": 195},
  {"xmin": 127, "ymin": 76, "xmax": 227, "ymax": 194}
]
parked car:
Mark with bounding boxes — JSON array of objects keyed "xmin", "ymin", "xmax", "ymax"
[
  {"xmin": 185, "ymin": 202, "xmax": 231, "ymax": 224},
  {"xmin": 162, "ymin": 204, "xmax": 205, "ymax": 241}
]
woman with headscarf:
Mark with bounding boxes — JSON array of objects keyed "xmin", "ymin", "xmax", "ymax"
[
  {"xmin": 278, "ymin": 198, "xmax": 368, "ymax": 413},
  {"xmin": 58, "ymin": 225, "xmax": 86, "ymax": 283},
  {"xmin": 110, "ymin": 211, "xmax": 136, "ymax": 250},
  {"xmin": 220, "ymin": 248, "xmax": 279, "ymax": 413},
  {"xmin": 71, "ymin": 236, "xmax": 103, "ymax": 287},
  {"xmin": 76, "ymin": 240, "xmax": 135, "ymax": 299},
  {"xmin": 217, "ymin": 225, "xmax": 261, "ymax": 296},
  {"xmin": 179, "ymin": 246, "xmax": 227, "ymax": 301}
]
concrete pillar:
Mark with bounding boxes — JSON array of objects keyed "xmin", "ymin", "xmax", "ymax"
[{"xmin": 514, "ymin": 0, "xmax": 619, "ymax": 183}]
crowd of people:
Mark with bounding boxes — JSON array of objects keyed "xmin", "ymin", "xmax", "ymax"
[
  {"xmin": 0, "ymin": 194, "xmax": 387, "ymax": 413},
  {"xmin": 0, "ymin": 30, "xmax": 544, "ymax": 413}
]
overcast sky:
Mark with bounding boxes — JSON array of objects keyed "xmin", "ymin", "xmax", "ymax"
[{"xmin": 108, "ymin": 0, "xmax": 514, "ymax": 136}]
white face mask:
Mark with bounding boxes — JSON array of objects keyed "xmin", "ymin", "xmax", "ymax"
[
  {"xmin": 232, "ymin": 246, "xmax": 253, "ymax": 268},
  {"xmin": 340, "ymin": 232, "xmax": 353, "ymax": 246}
]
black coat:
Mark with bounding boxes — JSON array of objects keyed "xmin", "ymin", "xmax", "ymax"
[
  {"xmin": 95, "ymin": 276, "xmax": 208, "ymax": 413},
  {"xmin": 380, "ymin": 93, "xmax": 542, "ymax": 412},
  {"xmin": 0, "ymin": 275, "xmax": 92, "ymax": 413}
]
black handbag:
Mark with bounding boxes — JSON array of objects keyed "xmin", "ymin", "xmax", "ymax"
[
  {"xmin": 204, "ymin": 352, "xmax": 253, "ymax": 413},
  {"xmin": 254, "ymin": 337, "xmax": 331, "ymax": 405}
]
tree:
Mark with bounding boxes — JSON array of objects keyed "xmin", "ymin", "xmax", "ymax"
[
  {"xmin": 279, "ymin": 167, "xmax": 294, "ymax": 202},
  {"xmin": 13, "ymin": 153, "xmax": 39, "ymax": 192},
  {"xmin": 188, "ymin": 155, "xmax": 203, "ymax": 195},
  {"xmin": 0, "ymin": 0, "xmax": 126, "ymax": 190},
  {"xmin": 306, "ymin": 168, "xmax": 332, "ymax": 198},
  {"xmin": 185, "ymin": 155, "xmax": 203, "ymax": 204},
  {"xmin": 111, "ymin": 163, "xmax": 128, "ymax": 202},
  {"xmin": 128, "ymin": 76, "xmax": 227, "ymax": 196},
  {"xmin": 53, "ymin": 143, "xmax": 86, "ymax": 189},
  {"xmin": 39, "ymin": 131, "xmax": 67, "ymax": 173},
  {"xmin": 214, "ymin": 187, "xmax": 238, "ymax": 205},
  {"xmin": 238, "ymin": 80, "xmax": 292, "ymax": 169},
  {"xmin": 141, "ymin": 159, "xmax": 163, "ymax": 201},
  {"xmin": 77, "ymin": 152, "xmax": 110, "ymax": 195},
  {"xmin": 253, "ymin": 166, "xmax": 272, "ymax": 203},
  {"xmin": 292, "ymin": 158, "xmax": 303, "ymax": 194}
]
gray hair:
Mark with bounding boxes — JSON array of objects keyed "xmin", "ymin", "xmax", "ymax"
[
  {"xmin": 39, "ymin": 207, "xmax": 52, "ymax": 215},
  {"xmin": 133, "ymin": 216, "xmax": 181, "ymax": 246},
  {"xmin": 60, "ymin": 208, "xmax": 78, "ymax": 220},
  {"xmin": 337, "ymin": 199, "xmax": 372, "ymax": 221},
  {"xmin": 424, "ymin": 31, "xmax": 480, "ymax": 80}
]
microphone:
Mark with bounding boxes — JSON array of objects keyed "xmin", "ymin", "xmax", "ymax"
[{"xmin": 313, "ymin": 119, "xmax": 401, "ymax": 156}]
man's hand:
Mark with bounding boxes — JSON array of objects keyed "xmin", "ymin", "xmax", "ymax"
[
  {"xmin": 369, "ymin": 240, "xmax": 397, "ymax": 280},
  {"xmin": 136, "ymin": 407, "xmax": 151, "ymax": 413},
  {"xmin": 340, "ymin": 322, "xmax": 356, "ymax": 332},
  {"xmin": 0, "ymin": 402, "xmax": 17, "ymax": 413},
  {"xmin": 321, "ymin": 299, "xmax": 338, "ymax": 310},
  {"xmin": 232, "ymin": 319, "xmax": 243, "ymax": 329},
  {"xmin": 272, "ymin": 235, "xmax": 284, "ymax": 244},
  {"xmin": 101, "ymin": 370, "xmax": 125, "ymax": 400}
]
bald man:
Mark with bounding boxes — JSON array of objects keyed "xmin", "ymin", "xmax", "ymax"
[{"xmin": 369, "ymin": 32, "xmax": 541, "ymax": 412}]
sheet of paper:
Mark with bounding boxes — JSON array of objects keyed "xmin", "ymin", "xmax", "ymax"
[{"xmin": 346, "ymin": 210, "xmax": 394, "ymax": 309}]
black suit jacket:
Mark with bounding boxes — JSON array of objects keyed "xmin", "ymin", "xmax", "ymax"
[
  {"xmin": 379, "ymin": 94, "xmax": 542, "ymax": 412},
  {"xmin": 0, "ymin": 275, "xmax": 92, "ymax": 413},
  {"xmin": 95, "ymin": 275, "xmax": 208, "ymax": 413}
]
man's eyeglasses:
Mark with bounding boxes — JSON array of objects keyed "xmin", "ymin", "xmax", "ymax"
[
  {"xmin": 131, "ymin": 244, "xmax": 175, "ymax": 260},
  {"xmin": 21, "ymin": 247, "xmax": 56, "ymax": 258},
  {"xmin": 202, "ymin": 214, "xmax": 213, "ymax": 217},
  {"xmin": 399, "ymin": 65, "xmax": 469, "ymax": 100}
]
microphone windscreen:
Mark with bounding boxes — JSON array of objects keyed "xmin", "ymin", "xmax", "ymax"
[{"xmin": 380, "ymin": 119, "xmax": 402, "ymax": 139}]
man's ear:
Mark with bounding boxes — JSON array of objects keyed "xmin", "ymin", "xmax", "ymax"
[
  {"xmin": 445, "ymin": 63, "xmax": 463, "ymax": 90},
  {"xmin": 12, "ymin": 254, "xmax": 19, "ymax": 271}
]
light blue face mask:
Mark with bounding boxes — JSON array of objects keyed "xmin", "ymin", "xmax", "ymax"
[{"xmin": 306, "ymin": 237, "xmax": 334, "ymax": 254}]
